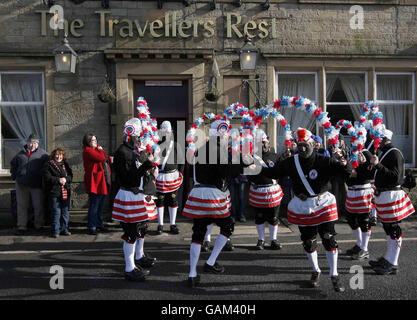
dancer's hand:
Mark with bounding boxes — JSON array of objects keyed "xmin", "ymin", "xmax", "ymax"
[
  {"xmin": 370, "ymin": 154, "xmax": 379, "ymax": 166},
  {"xmin": 358, "ymin": 152, "xmax": 366, "ymax": 164}
]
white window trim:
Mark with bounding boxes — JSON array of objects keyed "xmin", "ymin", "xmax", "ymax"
[
  {"xmin": 0, "ymin": 71, "xmax": 46, "ymax": 174},
  {"xmin": 374, "ymin": 72, "xmax": 416, "ymax": 168}
]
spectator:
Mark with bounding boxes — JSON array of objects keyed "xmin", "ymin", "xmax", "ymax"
[
  {"xmin": 82, "ymin": 133, "xmax": 111, "ymax": 235},
  {"xmin": 10, "ymin": 133, "xmax": 49, "ymax": 235},
  {"xmin": 312, "ymin": 135, "xmax": 331, "ymax": 157},
  {"xmin": 228, "ymin": 174, "xmax": 248, "ymax": 222},
  {"xmin": 43, "ymin": 148, "xmax": 73, "ymax": 238}
]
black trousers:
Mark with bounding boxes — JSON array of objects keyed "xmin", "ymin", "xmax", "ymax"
[
  {"xmin": 254, "ymin": 206, "xmax": 279, "ymax": 225},
  {"xmin": 120, "ymin": 221, "xmax": 148, "ymax": 244},
  {"xmin": 346, "ymin": 211, "xmax": 372, "ymax": 232},
  {"xmin": 298, "ymin": 221, "xmax": 338, "ymax": 252}
]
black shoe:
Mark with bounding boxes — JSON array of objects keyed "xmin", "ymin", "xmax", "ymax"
[
  {"xmin": 351, "ymin": 249, "xmax": 369, "ymax": 260},
  {"xmin": 187, "ymin": 275, "xmax": 201, "ymax": 288},
  {"xmin": 373, "ymin": 259, "xmax": 398, "ymax": 275},
  {"xmin": 60, "ymin": 231, "xmax": 71, "ymax": 236},
  {"xmin": 270, "ymin": 240, "xmax": 282, "ymax": 250},
  {"xmin": 239, "ymin": 217, "xmax": 246, "ymax": 223},
  {"xmin": 369, "ymin": 256, "xmax": 386, "ymax": 268},
  {"xmin": 157, "ymin": 225, "xmax": 163, "ymax": 235},
  {"xmin": 170, "ymin": 225, "xmax": 179, "ymax": 235},
  {"xmin": 125, "ymin": 268, "xmax": 147, "ymax": 282},
  {"xmin": 255, "ymin": 240, "xmax": 265, "ymax": 250},
  {"xmin": 222, "ymin": 239, "xmax": 234, "ymax": 252},
  {"xmin": 330, "ymin": 276, "xmax": 345, "ymax": 292},
  {"xmin": 136, "ymin": 255, "xmax": 155, "ymax": 268},
  {"xmin": 15, "ymin": 229, "xmax": 26, "ymax": 236},
  {"xmin": 346, "ymin": 244, "xmax": 361, "ymax": 256},
  {"xmin": 369, "ymin": 216, "xmax": 377, "ymax": 226},
  {"xmin": 309, "ymin": 271, "xmax": 321, "ymax": 288},
  {"xmin": 87, "ymin": 229, "xmax": 97, "ymax": 235},
  {"xmin": 203, "ymin": 262, "xmax": 225, "ymax": 274},
  {"xmin": 201, "ymin": 241, "xmax": 212, "ymax": 252},
  {"xmin": 97, "ymin": 227, "xmax": 110, "ymax": 233}
]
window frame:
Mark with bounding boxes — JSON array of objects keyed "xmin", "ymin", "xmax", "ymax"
[
  {"xmin": 325, "ymin": 70, "xmax": 368, "ymax": 106},
  {"xmin": 374, "ymin": 71, "xmax": 416, "ymax": 167},
  {"xmin": 0, "ymin": 71, "xmax": 46, "ymax": 174}
]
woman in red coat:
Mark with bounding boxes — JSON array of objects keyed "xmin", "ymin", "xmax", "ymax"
[{"xmin": 82, "ymin": 133, "xmax": 111, "ymax": 235}]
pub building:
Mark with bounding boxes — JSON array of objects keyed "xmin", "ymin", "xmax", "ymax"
[{"xmin": 0, "ymin": 0, "xmax": 416, "ymax": 221}]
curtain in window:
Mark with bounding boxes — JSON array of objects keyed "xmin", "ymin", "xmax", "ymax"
[
  {"xmin": 276, "ymin": 74, "xmax": 316, "ymax": 153},
  {"xmin": 339, "ymin": 75, "xmax": 365, "ymax": 120},
  {"xmin": 1, "ymin": 74, "xmax": 44, "ymax": 143}
]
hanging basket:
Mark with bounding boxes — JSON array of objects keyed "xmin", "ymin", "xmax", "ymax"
[
  {"xmin": 205, "ymin": 88, "xmax": 220, "ymax": 102},
  {"xmin": 97, "ymin": 82, "xmax": 116, "ymax": 103}
]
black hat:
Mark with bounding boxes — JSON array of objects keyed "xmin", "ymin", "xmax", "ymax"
[{"xmin": 27, "ymin": 133, "xmax": 40, "ymax": 143}]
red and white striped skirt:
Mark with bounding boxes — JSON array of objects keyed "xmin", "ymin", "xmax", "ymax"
[
  {"xmin": 156, "ymin": 171, "xmax": 183, "ymax": 193},
  {"xmin": 182, "ymin": 187, "xmax": 231, "ymax": 219},
  {"xmin": 375, "ymin": 190, "xmax": 415, "ymax": 223},
  {"xmin": 112, "ymin": 189, "xmax": 148, "ymax": 223},
  {"xmin": 345, "ymin": 184, "xmax": 374, "ymax": 214},
  {"xmin": 249, "ymin": 184, "xmax": 283, "ymax": 208},
  {"xmin": 144, "ymin": 196, "xmax": 158, "ymax": 221},
  {"xmin": 287, "ymin": 192, "xmax": 338, "ymax": 226}
]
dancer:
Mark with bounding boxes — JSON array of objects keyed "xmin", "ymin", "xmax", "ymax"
[
  {"xmin": 345, "ymin": 149, "xmax": 374, "ymax": 260},
  {"xmin": 261, "ymin": 128, "xmax": 352, "ymax": 292},
  {"xmin": 247, "ymin": 130, "xmax": 283, "ymax": 250},
  {"xmin": 182, "ymin": 119, "xmax": 243, "ymax": 288},
  {"xmin": 155, "ymin": 121, "xmax": 184, "ymax": 235},
  {"xmin": 111, "ymin": 118, "xmax": 155, "ymax": 281},
  {"xmin": 369, "ymin": 128, "xmax": 415, "ymax": 275}
]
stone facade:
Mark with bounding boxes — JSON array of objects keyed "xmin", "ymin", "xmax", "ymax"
[{"xmin": 0, "ymin": 0, "xmax": 416, "ymax": 219}]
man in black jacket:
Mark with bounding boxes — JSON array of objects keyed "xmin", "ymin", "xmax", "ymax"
[
  {"xmin": 111, "ymin": 118, "xmax": 155, "ymax": 282},
  {"xmin": 183, "ymin": 120, "xmax": 244, "ymax": 288},
  {"xmin": 10, "ymin": 133, "xmax": 49, "ymax": 235},
  {"xmin": 247, "ymin": 130, "xmax": 283, "ymax": 250},
  {"xmin": 262, "ymin": 128, "xmax": 352, "ymax": 292},
  {"xmin": 369, "ymin": 128, "xmax": 415, "ymax": 275}
]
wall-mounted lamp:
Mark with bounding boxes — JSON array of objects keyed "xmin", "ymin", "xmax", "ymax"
[
  {"xmin": 239, "ymin": 38, "xmax": 259, "ymax": 71},
  {"xmin": 53, "ymin": 36, "xmax": 78, "ymax": 73}
]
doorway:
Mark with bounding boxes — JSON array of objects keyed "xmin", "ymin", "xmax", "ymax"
[{"xmin": 133, "ymin": 79, "xmax": 190, "ymax": 213}]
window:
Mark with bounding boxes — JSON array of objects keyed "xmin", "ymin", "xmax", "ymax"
[
  {"xmin": 376, "ymin": 72, "xmax": 415, "ymax": 166},
  {"xmin": 275, "ymin": 72, "xmax": 318, "ymax": 153},
  {"xmin": 0, "ymin": 72, "xmax": 46, "ymax": 172},
  {"xmin": 326, "ymin": 72, "xmax": 367, "ymax": 148}
]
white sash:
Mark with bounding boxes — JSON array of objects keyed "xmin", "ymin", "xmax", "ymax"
[
  {"xmin": 161, "ymin": 140, "xmax": 174, "ymax": 171},
  {"xmin": 294, "ymin": 154, "xmax": 316, "ymax": 196},
  {"xmin": 373, "ymin": 148, "xmax": 403, "ymax": 181},
  {"xmin": 254, "ymin": 154, "xmax": 277, "ymax": 185}
]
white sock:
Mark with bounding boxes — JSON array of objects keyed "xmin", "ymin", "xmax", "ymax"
[
  {"xmin": 307, "ymin": 250, "xmax": 321, "ymax": 273},
  {"xmin": 135, "ymin": 237, "xmax": 144, "ymax": 260},
  {"xmin": 206, "ymin": 234, "xmax": 228, "ymax": 266},
  {"xmin": 204, "ymin": 223, "xmax": 214, "ymax": 242},
  {"xmin": 256, "ymin": 224, "xmax": 265, "ymax": 241},
  {"xmin": 361, "ymin": 230, "xmax": 371, "ymax": 251},
  {"xmin": 123, "ymin": 241, "xmax": 136, "ymax": 272},
  {"xmin": 371, "ymin": 207, "xmax": 377, "ymax": 218},
  {"xmin": 269, "ymin": 224, "xmax": 278, "ymax": 241},
  {"xmin": 354, "ymin": 228, "xmax": 362, "ymax": 247},
  {"xmin": 169, "ymin": 207, "xmax": 178, "ymax": 226},
  {"xmin": 326, "ymin": 250, "xmax": 338, "ymax": 277},
  {"xmin": 189, "ymin": 243, "xmax": 201, "ymax": 278},
  {"xmin": 384, "ymin": 236, "xmax": 391, "ymax": 261},
  {"xmin": 157, "ymin": 207, "xmax": 164, "ymax": 226},
  {"xmin": 387, "ymin": 237, "xmax": 402, "ymax": 266}
]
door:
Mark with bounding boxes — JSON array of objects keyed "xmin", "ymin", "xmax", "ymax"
[{"xmin": 133, "ymin": 79, "xmax": 189, "ymax": 212}]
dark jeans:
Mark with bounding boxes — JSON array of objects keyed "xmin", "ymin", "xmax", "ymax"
[
  {"xmin": 88, "ymin": 193, "xmax": 106, "ymax": 231},
  {"xmin": 229, "ymin": 182, "xmax": 247, "ymax": 219},
  {"xmin": 49, "ymin": 197, "xmax": 70, "ymax": 235}
]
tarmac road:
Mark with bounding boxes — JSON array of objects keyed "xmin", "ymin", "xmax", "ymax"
[{"xmin": 0, "ymin": 218, "xmax": 416, "ymax": 302}]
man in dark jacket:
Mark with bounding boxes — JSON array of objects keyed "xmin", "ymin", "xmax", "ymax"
[
  {"xmin": 369, "ymin": 128, "xmax": 415, "ymax": 275},
  {"xmin": 10, "ymin": 133, "xmax": 49, "ymax": 235}
]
